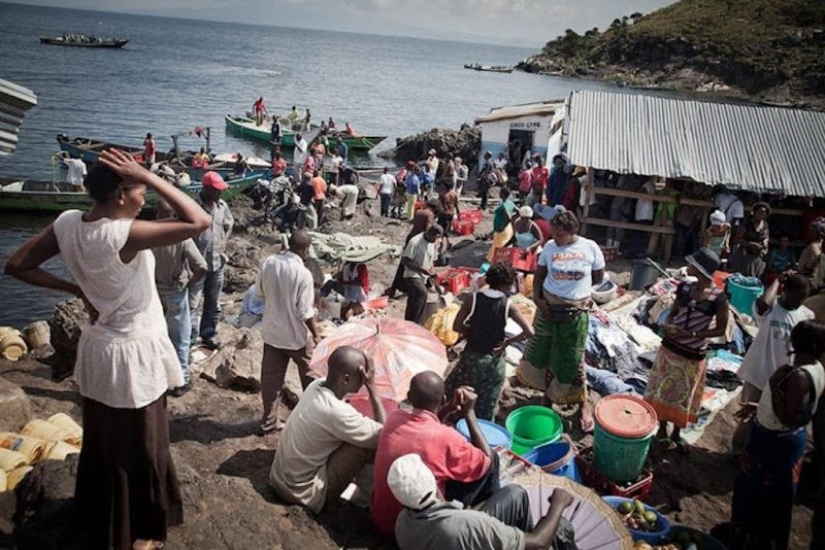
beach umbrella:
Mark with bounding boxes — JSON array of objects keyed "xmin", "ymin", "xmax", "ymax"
[
  {"xmin": 309, "ymin": 317, "xmax": 448, "ymax": 402},
  {"xmin": 512, "ymin": 467, "xmax": 633, "ymax": 549}
]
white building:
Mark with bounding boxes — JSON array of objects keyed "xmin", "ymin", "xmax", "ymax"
[{"xmin": 474, "ymin": 100, "xmax": 566, "ymax": 170}]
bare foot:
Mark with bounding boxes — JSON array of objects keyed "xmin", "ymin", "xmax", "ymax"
[{"xmin": 580, "ymin": 403, "xmax": 594, "ymax": 433}]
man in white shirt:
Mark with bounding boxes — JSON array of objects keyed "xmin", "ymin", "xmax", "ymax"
[
  {"xmin": 732, "ymin": 273, "xmax": 813, "ymax": 455},
  {"xmin": 630, "ymin": 177, "xmax": 656, "ymax": 257},
  {"xmin": 63, "ymin": 156, "xmax": 87, "ymax": 192},
  {"xmin": 293, "ymin": 133, "xmax": 308, "ymax": 179},
  {"xmin": 378, "ymin": 167, "xmax": 395, "ymax": 218},
  {"xmin": 712, "ymin": 184, "xmax": 744, "ymax": 227},
  {"xmin": 402, "ymin": 225, "xmax": 443, "ymax": 324},
  {"xmin": 270, "ymin": 345, "xmax": 387, "ymax": 513},
  {"xmin": 256, "ymin": 230, "xmax": 320, "ymax": 434}
]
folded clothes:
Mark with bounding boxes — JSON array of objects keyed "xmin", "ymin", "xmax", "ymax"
[{"xmin": 586, "ymin": 366, "xmax": 640, "ymax": 397}]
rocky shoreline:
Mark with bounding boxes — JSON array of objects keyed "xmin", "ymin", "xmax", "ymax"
[{"xmin": 0, "ymin": 195, "xmax": 816, "ymax": 548}]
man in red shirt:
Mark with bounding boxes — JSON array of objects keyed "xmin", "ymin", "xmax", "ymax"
[
  {"xmin": 530, "ymin": 156, "xmax": 549, "ymax": 206},
  {"xmin": 271, "ymin": 151, "xmax": 287, "ymax": 178},
  {"xmin": 371, "ymin": 371, "xmax": 500, "ymax": 539}
]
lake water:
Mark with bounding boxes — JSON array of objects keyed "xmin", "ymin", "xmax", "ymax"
[{"xmin": 0, "ymin": 2, "xmax": 621, "ymax": 327}]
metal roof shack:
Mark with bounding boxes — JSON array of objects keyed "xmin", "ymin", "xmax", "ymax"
[
  {"xmin": 566, "ymin": 90, "xmax": 825, "ymax": 197},
  {"xmin": 0, "ymin": 79, "xmax": 38, "ymax": 156}
]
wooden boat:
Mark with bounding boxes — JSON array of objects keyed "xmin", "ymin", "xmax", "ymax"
[
  {"xmin": 0, "ymin": 173, "xmax": 261, "ymax": 213},
  {"xmin": 56, "ymin": 135, "xmax": 268, "ymax": 180},
  {"xmin": 225, "ymin": 114, "xmax": 386, "ymax": 151},
  {"xmin": 39, "ymin": 36, "xmax": 128, "ymax": 48},
  {"xmin": 463, "ymin": 64, "xmax": 514, "ymax": 73}
]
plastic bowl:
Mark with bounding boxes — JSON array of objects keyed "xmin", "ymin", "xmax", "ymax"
[
  {"xmin": 505, "ymin": 405, "xmax": 562, "ymax": 455},
  {"xmin": 603, "ymin": 496, "xmax": 671, "ymax": 543},
  {"xmin": 455, "ymin": 418, "xmax": 512, "ymax": 450}
]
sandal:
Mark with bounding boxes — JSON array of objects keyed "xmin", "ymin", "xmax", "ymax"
[{"xmin": 674, "ymin": 439, "xmax": 691, "ymax": 455}]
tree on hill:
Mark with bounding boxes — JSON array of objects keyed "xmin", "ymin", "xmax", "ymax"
[{"xmin": 630, "ymin": 12, "xmax": 643, "ymax": 24}]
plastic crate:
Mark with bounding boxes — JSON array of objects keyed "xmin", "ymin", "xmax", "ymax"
[
  {"xmin": 575, "ymin": 446, "xmax": 653, "ymax": 501},
  {"xmin": 600, "ymin": 246, "xmax": 618, "ymax": 262},
  {"xmin": 435, "ymin": 268, "xmax": 472, "ymax": 295},
  {"xmin": 452, "ymin": 219, "xmax": 476, "ymax": 236},
  {"xmin": 459, "ymin": 210, "xmax": 484, "ymax": 224},
  {"xmin": 492, "ymin": 247, "xmax": 538, "ymax": 272}
]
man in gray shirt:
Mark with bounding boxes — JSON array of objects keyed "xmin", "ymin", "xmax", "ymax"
[
  {"xmin": 190, "ymin": 171, "xmax": 234, "ymax": 350},
  {"xmin": 389, "ymin": 454, "xmax": 576, "ymax": 550}
]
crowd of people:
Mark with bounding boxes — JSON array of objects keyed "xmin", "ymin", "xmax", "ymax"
[{"xmin": 6, "ymin": 138, "xmax": 825, "ymax": 550}]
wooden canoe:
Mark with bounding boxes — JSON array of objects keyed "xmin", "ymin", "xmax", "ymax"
[
  {"xmin": 0, "ymin": 173, "xmax": 261, "ymax": 213},
  {"xmin": 225, "ymin": 114, "xmax": 386, "ymax": 151},
  {"xmin": 40, "ymin": 37, "xmax": 128, "ymax": 48}
]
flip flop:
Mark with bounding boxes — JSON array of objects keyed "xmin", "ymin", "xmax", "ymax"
[{"xmin": 674, "ymin": 439, "xmax": 691, "ymax": 455}]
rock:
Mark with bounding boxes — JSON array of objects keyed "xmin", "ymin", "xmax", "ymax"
[
  {"xmin": 48, "ymin": 299, "xmax": 89, "ymax": 378},
  {"xmin": 0, "ymin": 375, "xmax": 32, "ymax": 432},
  {"xmin": 223, "ymin": 236, "xmax": 267, "ymax": 294},
  {"xmin": 379, "ymin": 126, "xmax": 481, "ymax": 165},
  {"xmin": 13, "ymin": 455, "xmax": 82, "ymax": 550},
  {"xmin": 200, "ymin": 325, "xmax": 264, "ymax": 393}
]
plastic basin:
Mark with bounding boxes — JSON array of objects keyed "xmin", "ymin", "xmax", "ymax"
[
  {"xmin": 505, "ymin": 406, "xmax": 562, "ymax": 455},
  {"xmin": 593, "ymin": 395, "xmax": 658, "ymax": 483},
  {"xmin": 523, "ymin": 438, "xmax": 581, "ymax": 482},
  {"xmin": 455, "ymin": 419, "xmax": 512, "ymax": 450},
  {"xmin": 727, "ymin": 277, "xmax": 763, "ymax": 314},
  {"xmin": 603, "ymin": 496, "xmax": 671, "ymax": 544}
]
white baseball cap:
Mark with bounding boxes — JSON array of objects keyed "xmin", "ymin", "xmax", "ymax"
[
  {"xmin": 710, "ymin": 210, "xmax": 726, "ymax": 226},
  {"xmin": 387, "ymin": 454, "xmax": 438, "ymax": 510}
]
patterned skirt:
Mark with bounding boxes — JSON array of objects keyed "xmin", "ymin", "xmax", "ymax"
[
  {"xmin": 519, "ymin": 309, "xmax": 588, "ymax": 404},
  {"xmin": 643, "ymin": 345, "xmax": 706, "ymax": 428},
  {"xmin": 445, "ymin": 349, "xmax": 507, "ymax": 421}
]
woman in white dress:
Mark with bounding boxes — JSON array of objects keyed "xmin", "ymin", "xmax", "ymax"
[{"xmin": 5, "ymin": 149, "xmax": 211, "ymax": 549}]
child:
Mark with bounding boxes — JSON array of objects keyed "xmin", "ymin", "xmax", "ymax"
[
  {"xmin": 701, "ymin": 210, "xmax": 731, "ymax": 259},
  {"xmin": 338, "ymin": 261, "xmax": 370, "ymax": 319},
  {"xmin": 437, "ymin": 182, "xmax": 459, "ymax": 234}
]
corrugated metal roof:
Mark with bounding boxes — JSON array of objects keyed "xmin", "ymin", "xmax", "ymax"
[
  {"xmin": 0, "ymin": 79, "xmax": 38, "ymax": 156},
  {"xmin": 475, "ymin": 100, "xmax": 565, "ymax": 124},
  {"xmin": 566, "ymin": 90, "xmax": 825, "ymax": 196}
]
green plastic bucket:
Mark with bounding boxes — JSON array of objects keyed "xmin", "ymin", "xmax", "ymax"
[
  {"xmin": 505, "ymin": 405, "xmax": 562, "ymax": 455},
  {"xmin": 593, "ymin": 395, "xmax": 658, "ymax": 483},
  {"xmin": 727, "ymin": 278, "xmax": 763, "ymax": 314}
]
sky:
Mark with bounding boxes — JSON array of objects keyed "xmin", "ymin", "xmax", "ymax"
[{"xmin": 11, "ymin": 0, "xmax": 676, "ymax": 47}]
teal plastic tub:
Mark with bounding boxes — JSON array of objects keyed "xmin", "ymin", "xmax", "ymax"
[
  {"xmin": 727, "ymin": 277, "xmax": 763, "ymax": 314},
  {"xmin": 505, "ymin": 406, "xmax": 562, "ymax": 455}
]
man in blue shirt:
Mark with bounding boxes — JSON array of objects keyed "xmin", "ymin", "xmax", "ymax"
[
  {"xmin": 336, "ymin": 137, "xmax": 348, "ymax": 162},
  {"xmin": 405, "ymin": 166, "xmax": 421, "ymax": 221},
  {"xmin": 420, "ymin": 165, "xmax": 435, "ymax": 201}
]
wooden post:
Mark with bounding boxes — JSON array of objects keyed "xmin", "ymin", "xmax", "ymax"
[{"xmin": 580, "ymin": 167, "xmax": 595, "ymax": 235}]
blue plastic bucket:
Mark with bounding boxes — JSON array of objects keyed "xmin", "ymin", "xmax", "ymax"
[
  {"xmin": 727, "ymin": 277, "xmax": 763, "ymax": 314},
  {"xmin": 523, "ymin": 439, "xmax": 581, "ymax": 482},
  {"xmin": 455, "ymin": 419, "xmax": 513, "ymax": 450}
]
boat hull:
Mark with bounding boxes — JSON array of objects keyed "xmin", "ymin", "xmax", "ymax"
[
  {"xmin": 40, "ymin": 37, "xmax": 128, "ymax": 48},
  {"xmin": 225, "ymin": 114, "xmax": 386, "ymax": 151},
  {"xmin": 0, "ymin": 174, "xmax": 261, "ymax": 213}
]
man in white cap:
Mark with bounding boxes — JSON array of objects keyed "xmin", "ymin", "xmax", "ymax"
[
  {"xmin": 388, "ymin": 453, "xmax": 576, "ymax": 550},
  {"xmin": 190, "ymin": 171, "xmax": 234, "ymax": 350}
]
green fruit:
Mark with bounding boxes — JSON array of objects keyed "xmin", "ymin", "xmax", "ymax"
[
  {"xmin": 634, "ymin": 499, "xmax": 646, "ymax": 515},
  {"xmin": 643, "ymin": 510, "xmax": 658, "ymax": 525},
  {"xmin": 618, "ymin": 501, "xmax": 634, "ymax": 514}
]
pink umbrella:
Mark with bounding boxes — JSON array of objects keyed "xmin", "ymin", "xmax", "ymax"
[{"xmin": 309, "ymin": 317, "xmax": 448, "ymax": 402}]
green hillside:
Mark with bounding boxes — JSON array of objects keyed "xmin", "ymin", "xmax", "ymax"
[{"xmin": 518, "ymin": 0, "xmax": 825, "ymax": 106}]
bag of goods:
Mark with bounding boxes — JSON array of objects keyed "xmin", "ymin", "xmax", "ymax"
[
  {"xmin": 47, "ymin": 413, "xmax": 83, "ymax": 446},
  {"xmin": 5, "ymin": 465, "xmax": 33, "ymax": 490},
  {"xmin": 0, "ymin": 468, "xmax": 6, "ymax": 492},
  {"xmin": 22, "ymin": 419, "xmax": 73, "ymax": 444},
  {"xmin": 0, "ymin": 433, "xmax": 47, "ymax": 463},
  {"xmin": 0, "ymin": 447, "xmax": 28, "ymax": 471},
  {"xmin": 424, "ymin": 303, "xmax": 461, "ymax": 346},
  {"xmin": 44, "ymin": 441, "xmax": 81, "ymax": 461},
  {"xmin": 510, "ymin": 294, "xmax": 537, "ymax": 326}
]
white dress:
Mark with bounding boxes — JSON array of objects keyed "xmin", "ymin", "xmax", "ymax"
[{"xmin": 53, "ymin": 210, "xmax": 183, "ymax": 409}]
